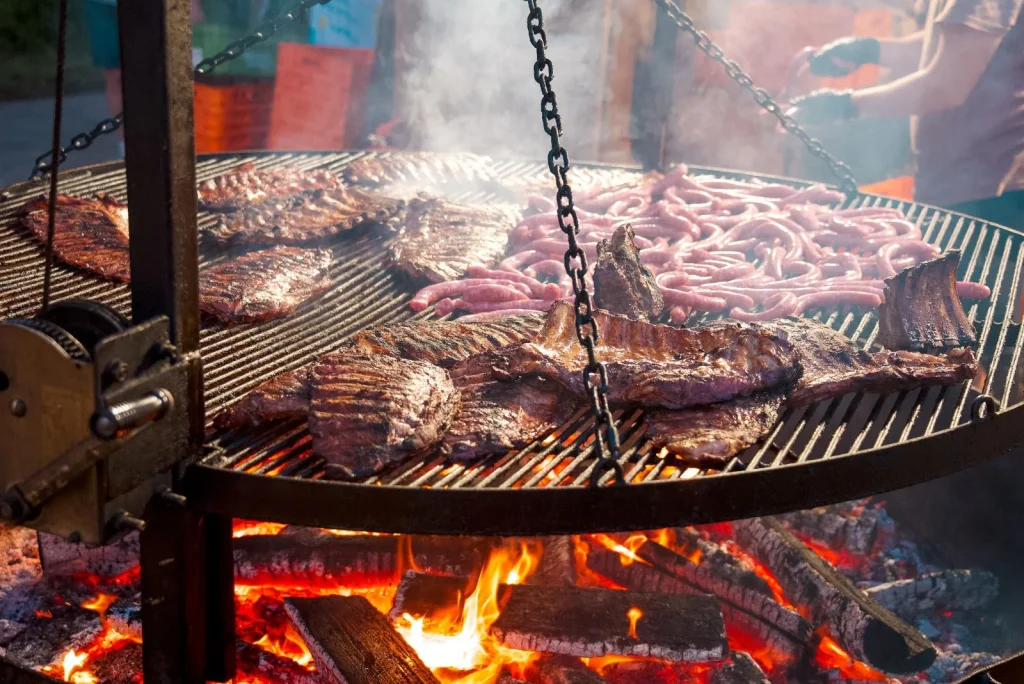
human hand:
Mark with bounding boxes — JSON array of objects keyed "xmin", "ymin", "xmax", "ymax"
[
  {"xmin": 787, "ymin": 90, "xmax": 858, "ymax": 126},
  {"xmin": 809, "ymin": 37, "xmax": 881, "ymax": 77}
]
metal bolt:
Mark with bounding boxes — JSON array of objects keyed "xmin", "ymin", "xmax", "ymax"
[
  {"xmin": 156, "ymin": 485, "xmax": 187, "ymax": 507},
  {"xmin": 104, "ymin": 360, "xmax": 129, "ymax": 385},
  {"xmin": 66, "ymin": 532, "xmax": 82, "ymax": 544},
  {"xmin": 9, "ymin": 399, "xmax": 26, "ymax": 417},
  {"xmin": 113, "ymin": 511, "xmax": 146, "ymax": 532}
]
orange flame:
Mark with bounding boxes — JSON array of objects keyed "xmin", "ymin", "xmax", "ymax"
[
  {"xmin": 626, "ymin": 607, "xmax": 642, "ymax": 640},
  {"xmin": 81, "ymin": 593, "xmax": 117, "ymax": 615},
  {"xmin": 254, "ymin": 624, "xmax": 314, "ymax": 670},
  {"xmin": 61, "ymin": 650, "xmax": 87, "ymax": 682},
  {"xmin": 814, "ymin": 629, "xmax": 889, "ymax": 682},
  {"xmin": 590, "ymin": 534, "xmax": 648, "ymax": 567}
]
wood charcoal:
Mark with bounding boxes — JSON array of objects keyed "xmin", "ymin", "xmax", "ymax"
[
  {"xmin": 37, "ymin": 532, "xmax": 139, "ymax": 578},
  {"xmin": 526, "ymin": 655, "xmax": 608, "ymax": 683},
  {"xmin": 710, "ymin": 652, "xmax": 770, "ymax": 684},
  {"xmin": 864, "ymin": 570, "xmax": 998, "ymax": 620},
  {"xmin": 236, "ymin": 639, "xmax": 327, "ymax": 684},
  {"xmin": 388, "ymin": 571, "xmax": 475, "ymax": 622}
]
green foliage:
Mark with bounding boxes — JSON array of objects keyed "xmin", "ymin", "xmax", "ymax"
[{"xmin": 0, "ymin": 0, "xmax": 57, "ymax": 55}]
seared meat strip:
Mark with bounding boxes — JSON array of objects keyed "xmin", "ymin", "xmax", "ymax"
[
  {"xmin": 494, "ymin": 302, "xmax": 800, "ymax": 409},
  {"xmin": 878, "ymin": 251, "xmax": 978, "ymax": 352},
  {"xmin": 199, "ymin": 246, "xmax": 331, "ymax": 325},
  {"xmin": 645, "ymin": 393, "xmax": 785, "ymax": 468},
  {"xmin": 388, "ymin": 197, "xmax": 519, "ymax": 284},
  {"xmin": 342, "ymin": 152, "xmax": 497, "ymax": 187},
  {"xmin": 770, "ymin": 318, "xmax": 977, "ymax": 406},
  {"xmin": 212, "ymin": 314, "xmax": 544, "ymax": 430},
  {"xmin": 311, "ymin": 354, "xmax": 460, "ymax": 478},
  {"xmin": 593, "ymin": 224, "xmax": 665, "ymax": 321},
  {"xmin": 197, "ymin": 162, "xmax": 341, "ymax": 212},
  {"xmin": 203, "ymin": 186, "xmax": 404, "ymax": 246},
  {"xmin": 443, "ymin": 354, "xmax": 580, "ymax": 462},
  {"xmin": 18, "ymin": 194, "xmax": 131, "ymax": 282}
]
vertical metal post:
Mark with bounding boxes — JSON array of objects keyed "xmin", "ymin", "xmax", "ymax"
[
  {"xmin": 631, "ymin": 0, "xmax": 679, "ymax": 170},
  {"xmin": 117, "ymin": 0, "xmax": 204, "ymax": 449}
]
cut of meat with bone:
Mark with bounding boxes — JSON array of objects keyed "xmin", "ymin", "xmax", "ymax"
[
  {"xmin": 198, "ymin": 246, "xmax": 332, "ymax": 324},
  {"xmin": 18, "ymin": 194, "xmax": 131, "ymax": 282},
  {"xmin": 197, "ymin": 162, "xmax": 342, "ymax": 212},
  {"xmin": 204, "ymin": 186, "xmax": 405, "ymax": 246},
  {"xmin": 388, "ymin": 197, "xmax": 519, "ymax": 284},
  {"xmin": 211, "ymin": 315, "xmax": 544, "ymax": 431},
  {"xmin": 311, "ymin": 354, "xmax": 460, "ymax": 478},
  {"xmin": 879, "ymin": 251, "xmax": 978, "ymax": 352},
  {"xmin": 493, "ymin": 302, "xmax": 800, "ymax": 409},
  {"xmin": 770, "ymin": 318, "xmax": 978, "ymax": 406},
  {"xmin": 592, "ymin": 224, "xmax": 665, "ymax": 321},
  {"xmin": 644, "ymin": 393, "xmax": 785, "ymax": 467}
]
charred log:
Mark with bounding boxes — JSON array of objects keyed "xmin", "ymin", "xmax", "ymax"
[
  {"xmin": 37, "ymin": 532, "xmax": 139, "ymax": 578},
  {"xmin": 585, "ymin": 548, "xmax": 807, "ymax": 667},
  {"xmin": 675, "ymin": 528, "xmax": 773, "ymax": 596},
  {"xmin": 710, "ymin": 652, "xmax": 770, "ymax": 684},
  {"xmin": 864, "ymin": 570, "xmax": 999, "ymax": 620},
  {"xmin": 389, "ymin": 571, "xmax": 475, "ymax": 622},
  {"xmin": 236, "ymin": 639, "xmax": 326, "ymax": 684},
  {"xmin": 526, "ymin": 655, "xmax": 608, "ymax": 684},
  {"xmin": 284, "ymin": 595, "xmax": 440, "ymax": 684},
  {"xmin": 733, "ymin": 518, "xmax": 935, "ymax": 674},
  {"xmin": 777, "ymin": 507, "xmax": 888, "ymax": 556},
  {"xmin": 491, "ymin": 583, "xmax": 727, "ymax": 662},
  {"xmin": 233, "ymin": 534, "xmax": 486, "ymax": 585},
  {"xmin": 593, "ymin": 224, "xmax": 665, "ymax": 321},
  {"xmin": 4, "ymin": 602, "xmax": 101, "ymax": 669},
  {"xmin": 528, "ymin": 537, "xmax": 578, "ymax": 587}
]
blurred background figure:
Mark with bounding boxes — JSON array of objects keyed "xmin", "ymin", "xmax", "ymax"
[{"xmin": 789, "ymin": 0, "xmax": 1024, "ymax": 227}]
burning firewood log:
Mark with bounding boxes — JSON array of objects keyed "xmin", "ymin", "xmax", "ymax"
[
  {"xmin": 284, "ymin": 595, "xmax": 441, "ymax": 684},
  {"xmin": 674, "ymin": 528, "xmax": 773, "ymax": 596},
  {"xmin": 4, "ymin": 602, "xmax": 102, "ymax": 669},
  {"xmin": 585, "ymin": 548, "xmax": 808, "ymax": 667},
  {"xmin": 491, "ymin": 584, "xmax": 727, "ymax": 662},
  {"xmin": 233, "ymin": 533, "xmax": 488, "ymax": 585},
  {"xmin": 863, "ymin": 570, "xmax": 999, "ymax": 620},
  {"xmin": 389, "ymin": 571, "xmax": 474, "ymax": 622},
  {"xmin": 732, "ymin": 518, "xmax": 936, "ymax": 674},
  {"xmin": 37, "ymin": 531, "xmax": 139, "ymax": 578},
  {"xmin": 710, "ymin": 652, "xmax": 770, "ymax": 684},
  {"xmin": 776, "ymin": 505, "xmax": 892, "ymax": 556},
  {"xmin": 527, "ymin": 536, "xmax": 578, "ymax": 587},
  {"xmin": 236, "ymin": 638, "xmax": 327, "ymax": 684},
  {"xmin": 526, "ymin": 655, "xmax": 608, "ymax": 683}
]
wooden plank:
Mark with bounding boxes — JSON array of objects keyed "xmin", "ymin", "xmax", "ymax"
[
  {"xmin": 733, "ymin": 518, "xmax": 936, "ymax": 674},
  {"xmin": 284, "ymin": 596, "xmax": 440, "ymax": 684},
  {"xmin": 491, "ymin": 584, "xmax": 727, "ymax": 662}
]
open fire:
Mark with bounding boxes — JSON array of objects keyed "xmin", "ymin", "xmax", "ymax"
[{"xmin": 0, "ymin": 498, "xmax": 1004, "ymax": 684}]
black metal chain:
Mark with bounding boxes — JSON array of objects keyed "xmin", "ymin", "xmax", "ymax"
[
  {"xmin": 523, "ymin": 0, "xmax": 625, "ymax": 487},
  {"xmin": 30, "ymin": 0, "xmax": 331, "ymax": 180},
  {"xmin": 42, "ymin": 0, "xmax": 69, "ymax": 311},
  {"xmin": 653, "ymin": 0, "xmax": 860, "ymax": 197}
]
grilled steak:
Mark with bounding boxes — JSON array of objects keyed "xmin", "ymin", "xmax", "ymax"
[
  {"xmin": 311, "ymin": 354, "xmax": 460, "ymax": 478},
  {"xmin": 593, "ymin": 224, "xmax": 665, "ymax": 321},
  {"xmin": 213, "ymin": 366, "xmax": 311, "ymax": 430},
  {"xmin": 388, "ymin": 197, "xmax": 519, "ymax": 284},
  {"xmin": 770, "ymin": 318, "xmax": 978, "ymax": 406},
  {"xmin": 878, "ymin": 251, "xmax": 978, "ymax": 352},
  {"xmin": 212, "ymin": 314, "xmax": 545, "ymax": 430},
  {"xmin": 203, "ymin": 186, "xmax": 404, "ymax": 246},
  {"xmin": 18, "ymin": 194, "xmax": 131, "ymax": 282},
  {"xmin": 443, "ymin": 354, "xmax": 580, "ymax": 462},
  {"xmin": 342, "ymin": 152, "xmax": 497, "ymax": 187},
  {"xmin": 645, "ymin": 392, "xmax": 785, "ymax": 467},
  {"xmin": 493, "ymin": 302, "xmax": 800, "ymax": 409},
  {"xmin": 199, "ymin": 246, "xmax": 332, "ymax": 325},
  {"xmin": 197, "ymin": 162, "xmax": 341, "ymax": 212}
]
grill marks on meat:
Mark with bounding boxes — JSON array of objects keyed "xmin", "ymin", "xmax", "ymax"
[
  {"xmin": 204, "ymin": 186, "xmax": 404, "ymax": 246},
  {"xmin": 198, "ymin": 246, "xmax": 331, "ymax": 324},
  {"xmin": 388, "ymin": 197, "xmax": 518, "ymax": 284},
  {"xmin": 310, "ymin": 354, "xmax": 460, "ymax": 478},
  {"xmin": 593, "ymin": 224, "xmax": 665, "ymax": 321},
  {"xmin": 645, "ymin": 393, "xmax": 785, "ymax": 467},
  {"xmin": 770, "ymin": 318, "xmax": 978, "ymax": 406},
  {"xmin": 342, "ymin": 152, "xmax": 497, "ymax": 187},
  {"xmin": 18, "ymin": 194, "xmax": 131, "ymax": 282},
  {"xmin": 496, "ymin": 302, "xmax": 800, "ymax": 409},
  {"xmin": 443, "ymin": 354, "xmax": 580, "ymax": 461},
  {"xmin": 197, "ymin": 162, "xmax": 341, "ymax": 212},
  {"xmin": 878, "ymin": 251, "xmax": 978, "ymax": 352},
  {"xmin": 212, "ymin": 315, "xmax": 545, "ymax": 430}
]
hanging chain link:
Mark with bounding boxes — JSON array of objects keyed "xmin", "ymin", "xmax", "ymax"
[
  {"xmin": 653, "ymin": 0, "xmax": 860, "ymax": 197},
  {"xmin": 524, "ymin": 0, "xmax": 625, "ymax": 487},
  {"xmin": 30, "ymin": 0, "xmax": 331, "ymax": 180}
]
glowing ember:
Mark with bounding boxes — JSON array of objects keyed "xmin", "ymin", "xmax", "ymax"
[
  {"xmin": 81, "ymin": 593, "xmax": 117, "ymax": 615},
  {"xmin": 254, "ymin": 624, "xmax": 314, "ymax": 669},
  {"xmin": 626, "ymin": 607, "xmax": 642, "ymax": 640},
  {"xmin": 233, "ymin": 520, "xmax": 288, "ymax": 537},
  {"xmin": 590, "ymin": 533, "xmax": 647, "ymax": 567},
  {"xmin": 61, "ymin": 649, "xmax": 87, "ymax": 682},
  {"xmin": 814, "ymin": 631, "xmax": 889, "ymax": 682},
  {"xmin": 35, "ymin": 609, "xmax": 52, "ymax": 619}
]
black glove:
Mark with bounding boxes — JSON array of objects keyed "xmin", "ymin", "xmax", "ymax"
[
  {"xmin": 809, "ymin": 37, "xmax": 881, "ymax": 77},
  {"xmin": 788, "ymin": 90, "xmax": 858, "ymax": 126}
]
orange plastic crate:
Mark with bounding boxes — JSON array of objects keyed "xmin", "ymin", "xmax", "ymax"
[{"xmin": 194, "ymin": 79, "xmax": 275, "ymax": 153}]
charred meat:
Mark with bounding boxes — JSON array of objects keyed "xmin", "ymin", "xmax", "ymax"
[
  {"xmin": 645, "ymin": 393, "xmax": 785, "ymax": 467},
  {"xmin": 494, "ymin": 302, "xmax": 800, "ymax": 409},
  {"xmin": 342, "ymin": 152, "xmax": 497, "ymax": 187},
  {"xmin": 592, "ymin": 224, "xmax": 665, "ymax": 321},
  {"xmin": 203, "ymin": 186, "xmax": 404, "ymax": 246},
  {"xmin": 197, "ymin": 162, "xmax": 342, "ymax": 212},
  {"xmin": 878, "ymin": 251, "xmax": 978, "ymax": 352},
  {"xmin": 212, "ymin": 314, "xmax": 545, "ymax": 430},
  {"xmin": 388, "ymin": 197, "xmax": 519, "ymax": 284},
  {"xmin": 311, "ymin": 354, "xmax": 460, "ymax": 478},
  {"xmin": 199, "ymin": 246, "xmax": 331, "ymax": 325},
  {"xmin": 18, "ymin": 194, "xmax": 131, "ymax": 282}
]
